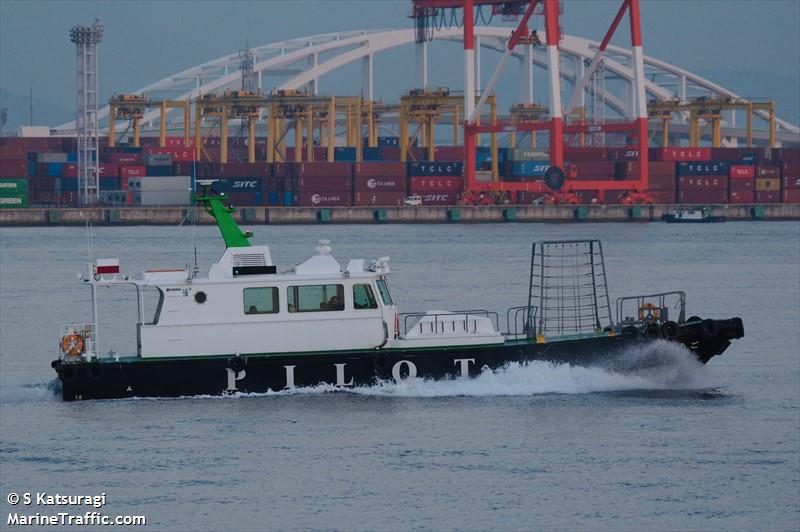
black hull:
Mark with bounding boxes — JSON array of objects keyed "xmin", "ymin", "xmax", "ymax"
[{"xmin": 52, "ymin": 318, "xmax": 743, "ymax": 401}]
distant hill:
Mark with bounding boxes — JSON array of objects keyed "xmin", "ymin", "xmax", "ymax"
[{"xmin": 0, "ymin": 89, "xmax": 72, "ymax": 133}]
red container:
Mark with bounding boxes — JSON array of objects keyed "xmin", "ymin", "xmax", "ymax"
[
  {"xmin": 756, "ymin": 165, "xmax": 780, "ymax": 178},
  {"xmin": 100, "ymin": 164, "xmax": 119, "ymax": 177},
  {"xmin": 679, "ymin": 190, "xmax": 728, "ymax": 203},
  {"xmin": 272, "ymin": 163, "xmax": 292, "ymax": 178},
  {"xmin": 0, "ymin": 159, "xmax": 28, "ymax": 177},
  {"xmin": 295, "ymin": 192, "xmax": 351, "ymax": 207},
  {"xmin": 755, "ymin": 190, "xmax": 780, "ymax": 203},
  {"xmin": 656, "ymin": 148, "xmax": 711, "ymax": 161},
  {"xmin": 572, "ymin": 161, "xmax": 615, "ymax": 178},
  {"xmin": 564, "ymin": 148, "xmax": 608, "ymax": 161},
  {"xmin": 678, "ymin": 176, "xmax": 728, "ymax": 190},
  {"xmin": 353, "ymin": 191, "xmax": 405, "ymax": 206},
  {"xmin": 614, "ymin": 161, "xmax": 675, "ymax": 179},
  {"xmin": 164, "ymin": 137, "xmax": 195, "ymax": 148},
  {"xmin": 416, "ymin": 192, "xmax": 459, "ymax": 205},
  {"xmin": 729, "ymin": 189, "xmax": 754, "ymax": 203},
  {"xmin": 784, "ymin": 161, "xmax": 800, "ymax": 176},
  {"xmin": 220, "ymin": 163, "xmax": 272, "ymax": 178},
  {"xmin": 108, "ymin": 152, "xmax": 142, "ymax": 165},
  {"xmin": 292, "ymin": 175, "xmax": 352, "ymax": 192},
  {"xmin": 730, "ymin": 165, "xmax": 755, "ymax": 178},
  {"xmin": 783, "ymin": 189, "xmax": 800, "ymax": 203},
  {"xmin": 710, "ymin": 147, "xmax": 766, "ymax": 162},
  {"xmin": 606, "ymin": 148, "xmax": 642, "ymax": 161},
  {"xmin": 295, "ymin": 162, "xmax": 353, "ymax": 178},
  {"xmin": 0, "ymin": 146, "xmax": 25, "ymax": 159},
  {"xmin": 353, "ymin": 162, "xmax": 407, "ymax": 178},
  {"xmin": 121, "ymin": 165, "xmax": 146, "ymax": 178},
  {"xmin": 61, "ymin": 163, "xmax": 77, "ymax": 178},
  {"xmin": 409, "ymin": 176, "xmax": 463, "ymax": 192},
  {"xmin": 354, "ymin": 176, "xmax": 406, "ymax": 191},
  {"xmin": 434, "ymin": 146, "xmax": 464, "ymax": 160},
  {"xmin": 379, "ymin": 146, "xmax": 401, "ymax": 161},
  {"xmin": 146, "ymin": 146, "xmax": 195, "ymax": 162},
  {"xmin": 782, "ymin": 175, "xmax": 800, "ymax": 190}
]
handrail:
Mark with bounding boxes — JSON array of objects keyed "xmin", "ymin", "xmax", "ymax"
[
  {"xmin": 400, "ymin": 309, "xmax": 499, "ymax": 336},
  {"xmin": 616, "ymin": 290, "xmax": 686, "ymax": 325},
  {"xmin": 504, "ymin": 305, "xmax": 537, "ymax": 338}
]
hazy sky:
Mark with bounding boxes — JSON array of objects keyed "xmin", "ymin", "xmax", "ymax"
[{"xmin": 1, "ymin": 0, "xmax": 798, "ymax": 126}]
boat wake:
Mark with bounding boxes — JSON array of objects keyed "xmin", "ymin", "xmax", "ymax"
[{"xmin": 0, "ymin": 379, "xmax": 61, "ymax": 404}]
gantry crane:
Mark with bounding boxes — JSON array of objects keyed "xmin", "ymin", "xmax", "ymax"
[
  {"xmin": 648, "ymin": 96, "xmax": 776, "ymax": 148},
  {"xmin": 108, "ymin": 94, "xmax": 190, "ymax": 148}
]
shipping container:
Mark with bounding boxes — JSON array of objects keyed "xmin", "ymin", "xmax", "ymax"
[
  {"xmin": 222, "ymin": 191, "xmax": 264, "ymax": 206},
  {"xmin": 353, "ymin": 191, "xmax": 405, "ymax": 206},
  {"xmin": 146, "ymin": 165, "xmax": 173, "ymax": 177},
  {"xmin": 572, "ymin": 161, "xmax": 615, "ymax": 179},
  {"xmin": 782, "ymin": 175, "xmax": 800, "ymax": 190},
  {"xmin": 614, "ymin": 161, "xmax": 676, "ymax": 179},
  {"xmin": 755, "ymin": 178, "xmax": 780, "ymax": 192},
  {"xmin": 354, "ymin": 176, "xmax": 406, "ymax": 191},
  {"xmin": 730, "ymin": 165, "xmax": 755, "ymax": 178},
  {"xmin": 606, "ymin": 148, "xmax": 642, "ymax": 161},
  {"xmin": 679, "ymin": 190, "xmax": 728, "ymax": 203},
  {"xmin": 729, "ymin": 185, "xmax": 754, "ymax": 203},
  {"xmin": 291, "ymin": 175, "xmax": 352, "ymax": 192},
  {"xmin": 754, "ymin": 190, "xmax": 780, "ymax": 203},
  {"xmin": 678, "ymin": 176, "xmax": 728, "ymax": 190},
  {"xmin": 362, "ymin": 147, "xmax": 382, "ymax": 161},
  {"xmin": 782, "ymin": 189, "xmax": 800, "ymax": 203},
  {"xmin": 334, "ymin": 147, "xmax": 357, "ymax": 162},
  {"xmin": 563, "ymin": 148, "xmax": 608, "ymax": 161},
  {"xmin": 433, "ymin": 146, "xmax": 464, "ymax": 160},
  {"xmin": 710, "ymin": 147, "xmax": 765, "ymax": 163},
  {"xmin": 677, "ymin": 161, "xmax": 729, "ymax": 176},
  {"xmin": 0, "ymin": 146, "xmax": 25, "ymax": 159},
  {"xmin": 219, "ymin": 162, "xmax": 272, "ymax": 178},
  {"xmin": 142, "ymin": 152, "xmax": 173, "ymax": 166},
  {"xmin": 353, "ymin": 162, "xmax": 407, "ymax": 178},
  {"xmin": 105, "ymin": 152, "xmax": 142, "ymax": 165},
  {"xmin": 407, "ymin": 161, "xmax": 463, "ymax": 177},
  {"xmin": 295, "ymin": 162, "xmax": 353, "ymax": 178},
  {"xmin": 783, "ymin": 161, "xmax": 799, "ymax": 176},
  {"xmin": 120, "ymin": 165, "xmax": 147, "ymax": 178},
  {"xmin": 0, "ymin": 178, "xmax": 29, "ymax": 195},
  {"xmin": 508, "ymin": 148, "xmax": 549, "ymax": 161},
  {"xmin": 128, "ymin": 176, "xmax": 191, "ymax": 206},
  {"xmin": 36, "ymin": 152, "xmax": 69, "ymax": 163},
  {"xmin": 416, "ymin": 192, "xmax": 459, "ymax": 205},
  {"xmin": 46, "ymin": 162, "xmax": 63, "ymax": 177},
  {"xmin": 506, "ymin": 161, "xmax": 550, "ymax": 177},
  {"xmin": 0, "ymin": 194, "xmax": 29, "ymax": 208},
  {"xmin": 755, "ymin": 165, "xmax": 780, "ymax": 178},
  {"xmin": 0, "ymin": 159, "xmax": 28, "ymax": 177},
  {"xmin": 294, "ymin": 192, "xmax": 351, "ymax": 207},
  {"xmin": 100, "ymin": 177, "xmax": 121, "ymax": 191},
  {"xmin": 656, "ymin": 147, "xmax": 712, "ymax": 161},
  {"xmin": 377, "ymin": 136, "xmax": 400, "ymax": 147},
  {"xmin": 647, "ymin": 190, "xmax": 677, "ymax": 204},
  {"xmin": 212, "ymin": 177, "xmax": 264, "ymax": 193},
  {"xmin": 379, "ymin": 146, "xmax": 400, "ymax": 161},
  {"xmin": 408, "ymin": 176, "xmax": 463, "ymax": 192}
]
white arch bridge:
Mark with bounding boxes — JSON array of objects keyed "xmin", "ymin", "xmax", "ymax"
[{"xmin": 55, "ymin": 27, "xmax": 799, "ymax": 146}]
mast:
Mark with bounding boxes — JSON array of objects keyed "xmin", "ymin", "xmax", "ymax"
[{"xmin": 193, "ymin": 180, "xmax": 253, "ymax": 248}]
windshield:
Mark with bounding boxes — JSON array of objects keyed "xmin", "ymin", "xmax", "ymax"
[{"xmin": 376, "ymin": 279, "xmax": 393, "ymax": 306}]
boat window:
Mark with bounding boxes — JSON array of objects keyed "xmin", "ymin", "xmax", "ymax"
[
  {"xmin": 243, "ymin": 287, "xmax": 279, "ymax": 314},
  {"xmin": 353, "ymin": 284, "xmax": 378, "ymax": 310},
  {"xmin": 376, "ymin": 279, "xmax": 393, "ymax": 306},
  {"xmin": 288, "ymin": 284, "xmax": 345, "ymax": 312}
]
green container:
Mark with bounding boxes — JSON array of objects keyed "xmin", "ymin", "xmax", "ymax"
[
  {"xmin": 106, "ymin": 209, "xmax": 121, "ymax": 223},
  {"xmin": 318, "ymin": 208, "xmax": 332, "ymax": 222},
  {"xmin": 47, "ymin": 210, "xmax": 62, "ymax": 223},
  {"xmin": 0, "ymin": 194, "xmax": 29, "ymax": 208},
  {"xmin": 628, "ymin": 206, "xmax": 644, "ymax": 219},
  {"xmin": 503, "ymin": 207, "xmax": 517, "ymax": 221},
  {"xmin": 0, "ymin": 178, "xmax": 29, "ymax": 196},
  {"xmin": 751, "ymin": 205, "xmax": 765, "ymax": 219},
  {"xmin": 574, "ymin": 206, "xmax": 589, "ymax": 220},
  {"xmin": 447, "ymin": 208, "xmax": 461, "ymax": 222},
  {"xmin": 374, "ymin": 209, "xmax": 388, "ymax": 222}
]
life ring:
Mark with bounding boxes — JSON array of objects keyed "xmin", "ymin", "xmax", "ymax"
[
  {"xmin": 638, "ymin": 303, "xmax": 661, "ymax": 321},
  {"xmin": 60, "ymin": 334, "xmax": 84, "ymax": 358},
  {"xmin": 661, "ymin": 321, "xmax": 679, "ymax": 339}
]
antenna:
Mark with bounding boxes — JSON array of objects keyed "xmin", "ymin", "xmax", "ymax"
[{"xmin": 28, "ymin": 85, "xmax": 33, "ymax": 126}]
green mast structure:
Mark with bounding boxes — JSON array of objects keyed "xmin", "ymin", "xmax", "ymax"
[{"xmin": 193, "ymin": 180, "xmax": 252, "ymax": 248}]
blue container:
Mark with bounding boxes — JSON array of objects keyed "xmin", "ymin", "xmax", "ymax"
[
  {"xmin": 363, "ymin": 147, "xmax": 382, "ymax": 161},
  {"xmin": 677, "ymin": 161, "xmax": 729, "ymax": 176},
  {"xmin": 212, "ymin": 177, "xmax": 263, "ymax": 193},
  {"xmin": 334, "ymin": 147, "xmax": 357, "ymax": 162},
  {"xmin": 146, "ymin": 165, "xmax": 173, "ymax": 177},
  {"xmin": 267, "ymin": 191, "xmax": 279, "ymax": 206},
  {"xmin": 283, "ymin": 191, "xmax": 293, "ymax": 207},
  {"xmin": 100, "ymin": 177, "xmax": 120, "ymax": 191},
  {"xmin": 378, "ymin": 136, "xmax": 399, "ymax": 147},
  {"xmin": 475, "ymin": 146, "xmax": 492, "ymax": 163},
  {"xmin": 117, "ymin": 146, "xmax": 143, "ymax": 153},
  {"xmin": 47, "ymin": 163, "xmax": 63, "ymax": 177},
  {"xmin": 58, "ymin": 177, "xmax": 79, "ymax": 191},
  {"xmin": 67, "ymin": 152, "xmax": 78, "ymax": 162},
  {"xmin": 27, "ymin": 161, "xmax": 36, "ymax": 177},
  {"xmin": 407, "ymin": 161, "xmax": 464, "ymax": 177},
  {"xmin": 27, "ymin": 152, "xmax": 37, "ymax": 161},
  {"xmin": 510, "ymin": 161, "xmax": 550, "ymax": 177},
  {"xmin": 739, "ymin": 154, "xmax": 759, "ymax": 164}
]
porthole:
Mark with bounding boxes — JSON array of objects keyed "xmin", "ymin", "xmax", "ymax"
[{"xmin": 194, "ymin": 291, "xmax": 207, "ymax": 304}]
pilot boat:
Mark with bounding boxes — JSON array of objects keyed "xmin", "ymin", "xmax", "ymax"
[
  {"xmin": 51, "ymin": 181, "xmax": 744, "ymax": 401},
  {"xmin": 663, "ymin": 207, "xmax": 726, "ymax": 223}
]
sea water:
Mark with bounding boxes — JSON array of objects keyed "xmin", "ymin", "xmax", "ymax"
[{"xmin": 1, "ymin": 221, "xmax": 798, "ymax": 531}]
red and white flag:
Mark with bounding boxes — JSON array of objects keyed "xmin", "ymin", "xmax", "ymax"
[{"xmin": 95, "ymin": 258, "xmax": 120, "ymax": 275}]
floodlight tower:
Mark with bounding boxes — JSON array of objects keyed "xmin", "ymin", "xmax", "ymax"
[{"xmin": 70, "ymin": 19, "xmax": 103, "ymax": 205}]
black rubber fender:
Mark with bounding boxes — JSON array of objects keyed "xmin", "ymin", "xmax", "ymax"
[
  {"xmin": 621, "ymin": 325, "xmax": 640, "ymax": 339},
  {"xmin": 645, "ymin": 324, "xmax": 663, "ymax": 339},
  {"xmin": 702, "ymin": 319, "xmax": 720, "ymax": 339},
  {"xmin": 661, "ymin": 321, "xmax": 679, "ymax": 339}
]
